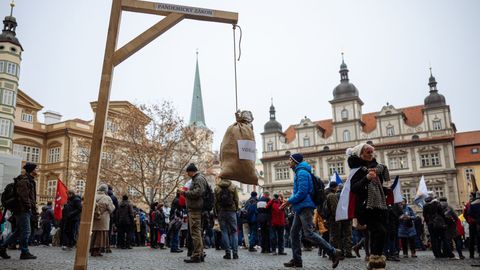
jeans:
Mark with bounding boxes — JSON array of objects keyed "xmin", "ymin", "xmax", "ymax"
[
  {"xmin": 248, "ymin": 222, "xmax": 258, "ymax": 248},
  {"xmin": 272, "ymin": 226, "xmax": 285, "ymax": 253},
  {"xmin": 41, "ymin": 222, "xmax": 52, "ymax": 245},
  {"xmin": 170, "ymin": 229, "xmax": 180, "ymax": 251},
  {"xmin": 2, "ymin": 212, "xmax": 31, "ymax": 254},
  {"xmin": 219, "ymin": 211, "xmax": 238, "ymax": 254},
  {"xmin": 291, "ymin": 208, "xmax": 335, "ymax": 262}
]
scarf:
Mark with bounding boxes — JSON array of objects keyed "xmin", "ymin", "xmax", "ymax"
[{"xmin": 366, "ymin": 176, "xmax": 387, "ymax": 210}]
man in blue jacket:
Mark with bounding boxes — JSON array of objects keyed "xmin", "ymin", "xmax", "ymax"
[{"xmin": 281, "ymin": 154, "xmax": 340, "ymax": 268}]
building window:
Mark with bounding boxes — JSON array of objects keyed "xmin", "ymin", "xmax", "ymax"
[
  {"xmin": 128, "ymin": 186, "xmax": 139, "ymax": 196},
  {"xmin": 21, "ymin": 113, "xmax": 33, "ymax": 123},
  {"xmin": 433, "ymin": 186, "xmax": 444, "ymax": 198},
  {"xmin": 389, "ymin": 156, "xmax": 408, "ymax": 170},
  {"xmin": 465, "ymin": 168, "xmax": 475, "ymax": 181},
  {"xmin": 432, "ymin": 119, "xmax": 442, "ymax": 130},
  {"xmin": 328, "ymin": 162, "xmax": 344, "ymax": 176},
  {"xmin": 6, "ymin": 62, "xmax": 17, "ymax": 76},
  {"xmin": 106, "ymin": 120, "xmax": 118, "ymax": 133},
  {"xmin": 13, "ymin": 144, "xmax": 40, "ymax": 163},
  {"xmin": 0, "ymin": 61, "xmax": 3, "ymax": 72},
  {"xmin": 2, "ymin": 89, "xmax": 15, "ymax": 106},
  {"xmin": 303, "ymin": 137, "xmax": 310, "ymax": 147},
  {"xmin": 77, "ymin": 147, "xmax": 90, "ymax": 163},
  {"xmin": 0, "ymin": 118, "xmax": 12, "ymax": 137},
  {"xmin": 341, "ymin": 109, "xmax": 348, "ymax": 120},
  {"xmin": 46, "ymin": 180, "xmax": 57, "ymax": 196},
  {"xmin": 402, "ymin": 189, "xmax": 411, "ymax": 204},
  {"xmin": 275, "ymin": 167, "xmax": 290, "ymax": 180},
  {"xmin": 420, "ymin": 152, "xmax": 440, "ymax": 167},
  {"xmin": 343, "ymin": 130, "xmax": 350, "ymax": 142},
  {"xmin": 472, "ymin": 148, "xmax": 479, "ymax": 154},
  {"xmin": 48, "ymin": 147, "xmax": 61, "ymax": 163},
  {"xmin": 267, "ymin": 142, "xmax": 273, "ymax": 152},
  {"xmin": 76, "ymin": 180, "xmax": 86, "ymax": 197},
  {"xmin": 386, "ymin": 125, "xmax": 395, "ymax": 136}
]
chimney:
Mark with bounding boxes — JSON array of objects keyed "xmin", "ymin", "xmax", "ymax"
[{"xmin": 43, "ymin": 110, "xmax": 62, "ymax": 124}]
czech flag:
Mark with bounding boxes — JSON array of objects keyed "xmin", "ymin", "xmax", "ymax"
[{"xmin": 335, "ymin": 168, "xmax": 360, "ymax": 221}]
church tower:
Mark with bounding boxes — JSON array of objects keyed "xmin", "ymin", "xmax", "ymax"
[
  {"xmin": 0, "ymin": 1, "xmax": 22, "ymax": 153},
  {"xmin": 329, "ymin": 53, "xmax": 364, "ymax": 143}
]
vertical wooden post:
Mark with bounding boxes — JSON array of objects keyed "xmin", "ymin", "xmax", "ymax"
[{"xmin": 73, "ymin": 0, "xmax": 122, "ymax": 269}]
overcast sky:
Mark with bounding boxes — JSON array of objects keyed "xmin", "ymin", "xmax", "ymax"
[{"xmin": 10, "ymin": 0, "xmax": 480, "ymax": 151}]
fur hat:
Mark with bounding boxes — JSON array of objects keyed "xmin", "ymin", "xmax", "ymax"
[
  {"xmin": 290, "ymin": 153, "xmax": 304, "ymax": 164},
  {"xmin": 186, "ymin": 163, "xmax": 198, "ymax": 172}
]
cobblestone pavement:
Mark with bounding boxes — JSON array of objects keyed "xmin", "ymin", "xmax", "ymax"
[{"xmin": 0, "ymin": 246, "xmax": 477, "ymax": 270}]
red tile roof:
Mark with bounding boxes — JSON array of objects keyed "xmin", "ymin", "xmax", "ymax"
[
  {"xmin": 456, "ymin": 146, "xmax": 480, "ymax": 164},
  {"xmin": 283, "ymin": 105, "xmax": 425, "ymax": 143},
  {"xmin": 455, "ymin": 131, "xmax": 480, "ymax": 147}
]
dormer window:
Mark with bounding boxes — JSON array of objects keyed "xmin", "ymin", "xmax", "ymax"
[
  {"xmin": 343, "ymin": 130, "xmax": 350, "ymax": 142},
  {"xmin": 433, "ymin": 119, "xmax": 442, "ymax": 130},
  {"xmin": 341, "ymin": 109, "xmax": 348, "ymax": 120},
  {"xmin": 21, "ymin": 112, "xmax": 33, "ymax": 123},
  {"xmin": 303, "ymin": 137, "xmax": 311, "ymax": 147},
  {"xmin": 386, "ymin": 125, "xmax": 395, "ymax": 136}
]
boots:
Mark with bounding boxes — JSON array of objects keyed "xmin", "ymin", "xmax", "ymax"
[
  {"xmin": 223, "ymin": 251, "xmax": 232, "ymax": 259},
  {"xmin": 0, "ymin": 247, "xmax": 11, "ymax": 259},
  {"xmin": 367, "ymin": 255, "xmax": 386, "ymax": 270}
]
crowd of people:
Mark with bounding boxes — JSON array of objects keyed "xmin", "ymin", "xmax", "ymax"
[{"xmin": 0, "ymin": 143, "xmax": 479, "ymax": 269}]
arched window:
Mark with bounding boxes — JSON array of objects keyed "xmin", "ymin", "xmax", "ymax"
[
  {"xmin": 432, "ymin": 119, "xmax": 442, "ymax": 130},
  {"xmin": 341, "ymin": 109, "xmax": 348, "ymax": 120},
  {"xmin": 267, "ymin": 142, "xmax": 273, "ymax": 151},
  {"xmin": 343, "ymin": 130, "xmax": 350, "ymax": 142},
  {"xmin": 386, "ymin": 125, "xmax": 395, "ymax": 136}
]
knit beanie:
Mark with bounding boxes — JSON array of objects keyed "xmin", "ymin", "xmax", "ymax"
[
  {"xmin": 186, "ymin": 163, "xmax": 198, "ymax": 172},
  {"xmin": 290, "ymin": 153, "xmax": 304, "ymax": 164}
]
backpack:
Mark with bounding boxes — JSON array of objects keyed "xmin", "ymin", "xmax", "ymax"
[
  {"xmin": 202, "ymin": 181, "xmax": 214, "ymax": 212},
  {"xmin": 1, "ymin": 182, "xmax": 17, "ymax": 211},
  {"xmin": 244, "ymin": 198, "xmax": 258, "ymax": 223},
  {"xmin": 219, "ymin": 186, "xmax": 234, "ymax": 208},
  {"xmin": 299, "ymin": 168, "xmax": 326, "ymax": 206}
]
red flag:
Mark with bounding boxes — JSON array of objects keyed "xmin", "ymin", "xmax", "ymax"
[{"xmin": 54, "ymin": 178, "xmax": 68, "ymax": 221}]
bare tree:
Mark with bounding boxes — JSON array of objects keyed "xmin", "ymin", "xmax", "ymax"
[{"xmin": 71, "ymin": 101, "xmax": 213, "ymax": 205}]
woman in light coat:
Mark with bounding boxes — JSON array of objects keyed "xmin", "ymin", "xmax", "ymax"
[{"xmin": 90, "ymin": 184, "xmax": 115, "ymax": 256}]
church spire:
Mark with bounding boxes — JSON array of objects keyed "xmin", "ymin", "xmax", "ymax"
[
  {"xmin": 0, "ymin": 0, "xmax": 22, "ymax": 50},
  {"xmin": 339, "ymin": 52, "xmax": 349, "ymax": 82},
  {"xmin": 189, "ymin": 51, "xmax": 206, "ymax": 128}
]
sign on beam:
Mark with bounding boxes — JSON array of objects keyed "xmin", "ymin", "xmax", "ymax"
[{"xmin": 155, "ymin": 3, "xmax": 214, "ymax": 17}]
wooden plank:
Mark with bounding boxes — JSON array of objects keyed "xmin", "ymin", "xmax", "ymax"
[
  {"xmin": 112, "ymin": 13, "xmax": 184, "ymax": 66},
  {"xmin": 73, "ymin": 0, "xmax": 122, "ymax": 269},
  {"xmin": 121, "ymin": 0, "xmax": 238, "ymax": 24}
]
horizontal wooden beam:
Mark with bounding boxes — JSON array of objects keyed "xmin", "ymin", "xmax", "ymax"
[
  {"xmin": 121, "ymin": 0, "xmax": 238, "ymax": 24},
  {"xmin": 112, "ymin": 12, "xmax": 184, "ymax": 66}
]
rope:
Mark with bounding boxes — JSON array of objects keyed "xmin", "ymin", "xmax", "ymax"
[{"xmin": 232, "ymin": 25, "xmax": 242, "ymax": 112}]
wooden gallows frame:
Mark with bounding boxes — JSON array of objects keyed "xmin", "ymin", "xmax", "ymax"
[{"xmin": 73, "ymin": 1, "xmax": 238, "ymax": 269}]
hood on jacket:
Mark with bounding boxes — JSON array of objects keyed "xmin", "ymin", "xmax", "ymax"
[
  {"xmin": 218, "ymin": 179, "xmax": 232, "ymax": 188},
  {"xmin": 294, "ymin": 161, "xmax": 312, "ymax": 173},
  {"xmin": 120, "ymin": 200, "xmax": 130, "ymax": 207}
]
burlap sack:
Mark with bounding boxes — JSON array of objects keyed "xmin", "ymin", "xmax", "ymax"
[{"xmin": 219, "ymin": 111, "xmax": 258, "ymax": 185}]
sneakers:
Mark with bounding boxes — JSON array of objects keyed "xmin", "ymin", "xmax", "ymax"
[
  {"xmin": 284, "ymin": 259, "xmax": 303, "ymax": 268},
  {"xmin": 0, "ymin": 248, "xmax": 11, "ymax": 259},
  {"xmin": 20, "ymin": 252, "xmax": 37, "ymax": 260},
  {"xmin": 331, "ymin": 249, "xmax": 341, "ymax": 269}
]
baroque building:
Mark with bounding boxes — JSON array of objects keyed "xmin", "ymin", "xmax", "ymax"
[{"xmin": 261, "ymin": 55, "xmax": 463, "ymax": 209}]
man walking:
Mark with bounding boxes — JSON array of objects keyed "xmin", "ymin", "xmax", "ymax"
[
  {"xmin": 214, "ymin": 178, "xmax": 240, "ymax": 259},
  {"xmin": 0, "ymin": 162, "xmax": 38, "ymax": 260},
  {"xmin": 183, "ymin": 163, "xmax": 209, "ymax": 263},
  {"xmin": 280, "ymin": 154, "xmax": 340, "ymax": 268}
]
